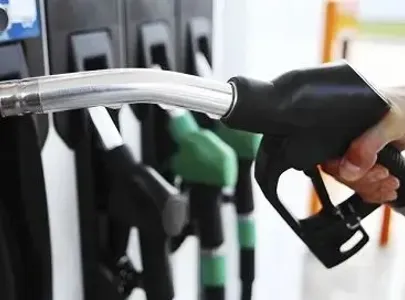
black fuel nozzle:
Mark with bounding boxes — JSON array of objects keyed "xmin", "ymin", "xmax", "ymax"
[
  {"xmin": 102, "ymin": 144, "xmax": 188, "ymax": 237},
  {"xmin": 100, "ymin": 148, "xmax": 184, "ymax": 300},
  {"xmin": 88, "ymin": 105, "xmax": 187, "ymax": 300},
  {"xmin": 221, "ymin": 60, "xmax": 405, "ymax": 268},
  {"xmin": 88, "ymin": 106, "xmax": 188, "ymax": 237}
]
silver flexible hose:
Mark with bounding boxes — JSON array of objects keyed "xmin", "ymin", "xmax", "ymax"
[{"xmin": 0, "ymin": 68, "xmax": 235, "ymax": 118}]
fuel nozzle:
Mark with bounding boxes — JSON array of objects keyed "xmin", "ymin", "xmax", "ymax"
[
  {"xmin": 88, "ymin": 105, "xmax": 185, "ymax": 300},
  {"xmin": 88, "ymin": 106, "xmax": 188, "ymax": 236},
  {"xmin": 221, "ymin": 61, "xmax": 405, "ymax": 268}
]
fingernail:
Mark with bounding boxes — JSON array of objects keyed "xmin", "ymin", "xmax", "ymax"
[
  {"xmin": 340, "ymin": 159, "xmax": 362, "ymax": 181},
  {"xmin": 370, "ymin": 169, "xmax": 389, "ymax": 182},
  {"xmin": 386, "ymin": 191, "xmax": 398, "ymax": 202},
  {"xmin": 387, "ymin": 177, "xmax": 400, "ymax": 189}
]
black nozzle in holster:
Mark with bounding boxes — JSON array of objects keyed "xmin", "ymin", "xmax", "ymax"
[
  {"xmin": 235, "ymin": 159, "xmax": 255, "ymax": 300},
  {"xmin": 64, "ymin": 27, "xmax": 183, "ymax": 299},
  {"xmin": 0, "ymin": 40, "xmax": 52, "ymax": 300},
  {"xmin": 221, "ymin": 61, "xmax": 405, "ymax": 268},
  {"xmin": 188, "ymin": 183, "xmax": 225, "ymax": 300}
]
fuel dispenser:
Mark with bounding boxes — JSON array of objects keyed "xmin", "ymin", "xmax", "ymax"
[
  {"xmin": 3, "ymin": 25, "xmax": 405, "ymax": 300},
  {"xmin": 0, "ymin": 1, "xmax": 52, "ymax": 299},
  {"xmin": 176, "ymin": 1, "xmax": 259, "ymax": 299},
  {"xmin": 43, "ymin": 0, "xmax": 125, "ymax": 299},
  {"xmin": 122, "ymin": 0, "xmax": 177, "ymax": 179},
  {"xmin": 45, "ymin": 1, "xmax": 190, "ymax": 299},
  {"xmin": 123, "ymin": 2, "xmax": 238, "ymax": 299}
]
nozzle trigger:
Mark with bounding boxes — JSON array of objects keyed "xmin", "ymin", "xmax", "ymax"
[{"xmin": 254, "ymin": 136, "xmax": 374, "ymax": 268}]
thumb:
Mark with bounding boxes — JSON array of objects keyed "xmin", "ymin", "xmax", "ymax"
[{"xmin": 340, "ymin": 108, "xmax": 405, "ymax": 181}]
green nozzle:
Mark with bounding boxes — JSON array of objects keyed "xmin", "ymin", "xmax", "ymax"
[
  {"xmin": 215, "ymin": 123, "xmax": 262, "ymax": 160},
  {"xmin": 168, "ymin": 111, "xmax": 199, "ymax": 140},
  {"xmin": 201, "ymin": 254, "xmax": 226, "ymax": 287},
  {"xmin": 238, "ymin": 218, "xmax": 256, "ymax": 249},
  {"xmin": 171, "ymin": 129, "xmax": 238, "ymax": 187},
  {"xmin": 169, "ymin": 111, "xmax": 238, "ymax": 187}
]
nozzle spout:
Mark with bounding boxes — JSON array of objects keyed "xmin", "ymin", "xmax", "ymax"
[{"xmin": 0, "ymin": 68, "xmax": 235, "ymax": 118}]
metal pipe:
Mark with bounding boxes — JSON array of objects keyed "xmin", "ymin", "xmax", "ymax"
[{"xmin": 0, "ymin": 68, "xmax": 235, "ymax": 118}]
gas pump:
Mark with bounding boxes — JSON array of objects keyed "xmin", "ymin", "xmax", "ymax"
[
  {"xmin": 123, "ymin": 2, "xmax": 238, "ymax": 298},
  {"xmin": 43, "ymin": 0, "xmax": 124, "ymax": 299},
  {"xmin": 176, "ymin": 2, "xmax": 259, "ymax": 299},
  {"xmin": 44, "ymin": 1, "xmax": 190, "ymax": 299},
  {"xmin": 87, "ymin": 104, "xmax": 188, "ymax": 300},
  {"xmin": 0, "ymin": 1, "xmax": 52, "ymax": 299}
]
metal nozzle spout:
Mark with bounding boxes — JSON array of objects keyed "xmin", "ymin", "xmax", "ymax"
[
  {"xmin": 0, "ymin": 80, "xmax": 42, "ymax": 116},
  {"xmin": 0, "ymin": 68, "xmax": 235, "ymax": 118}
]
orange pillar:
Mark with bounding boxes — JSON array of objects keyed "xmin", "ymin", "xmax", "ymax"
[
  {"xmin": 309, "ymin": 1, "xmax": 337, "ymax": 214},
  {"xmin": 310, "ymin": 0, "xmax": 393, "ymax": 248},
  {"xmin": 309, "ymin": 0, "xmax": 357, "ymax": 214},
  {"xmin": 379, "ymin": 205, "xmax": 392, "ymax": 247}
]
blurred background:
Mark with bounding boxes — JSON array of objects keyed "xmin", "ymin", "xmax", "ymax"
[{"xmin": 1, "ymin": 1, "xmax": 405, "ymax": 300}]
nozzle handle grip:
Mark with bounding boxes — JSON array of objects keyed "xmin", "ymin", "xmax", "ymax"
[
  {"xmin": 222, "ymin": 61, "xmax": 405, "ymax": 267},
  {"xmin": 255, "ymin": 135, "xmax": 405, "ymax": 268}
]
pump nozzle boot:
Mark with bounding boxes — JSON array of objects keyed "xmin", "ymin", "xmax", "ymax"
[{"xmin": 221, "ymin": 61, "xmax": 405, "ymax": 268}]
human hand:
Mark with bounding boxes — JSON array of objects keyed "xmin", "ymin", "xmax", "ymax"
[{"xmin": 322, "ymin": 101, "xmax": 405, "ymax": 204}]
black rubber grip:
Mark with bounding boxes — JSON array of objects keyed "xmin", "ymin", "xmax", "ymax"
[
  {"xmin": 223, "ymin": 62, "xmax": 388, "ymax": 139},
  {"xmin": 241, "ymin": 284, "xmax": 253, "ymax": 300},
  {"xmin": 189, "ymin": 184, "xmax": 224, "ymax": 248},
  {"xmin": 139, "ymin": 232, "xmax": 174, "ymax": 300},
  {"xmin": 240, "ymin": 249, "xmax": 255, "ymax": 283},
  {"xmin": 235, "ymin": 160, "xmax": 254, "ymax": 214},
  {"xmin": 204, "ymin": 287, "xmax": 225, "ymax": 300},
  {"xmin": 224, "ymin": 76, "xmax": 285, "ymax": 135},
  {"xmin": 235, "ymin": 161, "xmax": 255, "ymax": 300}
]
